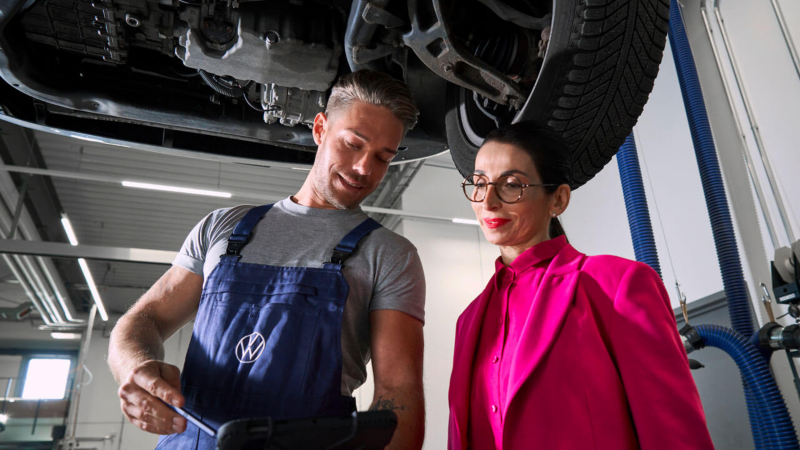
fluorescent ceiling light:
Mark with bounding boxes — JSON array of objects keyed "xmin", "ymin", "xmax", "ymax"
[
  {"xmin": 60, "ymin": 216, "xmax": 108, "ymax": 320},
  {"xmin": 452, "ymin": 218, "xmax": 480, "ymax": 226},
  {"xmin": 122, "ymin": 181, "xmax": 232, "ymax": 198},
  {"xmin": 78, "ymin": 258, "xmax": 109, "ymax": 322},
  {"xmin": 60, "ymin": 217, "xmax": 79, "ymax": 246},
  {"xmin": 50, "ymin": 332, "xmax": 82, "ymax": 340},
  {"xmin": 60, "ymin": 218, "xmax": 109, "ymax": 321}
]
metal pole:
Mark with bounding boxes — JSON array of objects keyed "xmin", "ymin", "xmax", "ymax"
[
  {"xmin": 20, "ymin": 256, "xmax": 64, "ymax": 323},
  {"xmin": 2, "ymin": 254, "xmax": 55, "ymax": 325},
  {"xmin": 65, "ymin": 304, "xmax": 97, "ymax": 440},
  {"xmin": 713, "ymin": 2, "xmax": 797, "ymax": 244},
  {"xmin": 31, "ymin": 399, "xmax": 41, "ymax": 435},
  {"xmin": 768, "ymin": 0, "xmax": 800, "ymax": 81},
  {"xmin": 699, "ymin": 0, "xmax": 780, "ymax": 250},
  {"xmin": 117, "ymin": 413, "xmax": 125, "ymax": 450}
]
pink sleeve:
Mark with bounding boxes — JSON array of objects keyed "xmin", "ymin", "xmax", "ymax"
[
  {"xmin": 610, "ymin": 262, "xmax": 715, "ymax": 449},
  {"xmin": 448, "ymin": 315, "xmax": 463, "ymax": 450},
  {"xmin": 447, "ymin": 415, "xmax": 458, "ymax": 450}
]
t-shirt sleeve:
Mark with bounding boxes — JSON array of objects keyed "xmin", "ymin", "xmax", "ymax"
[
  {"xmin": 172, "ymin": 209, "xmax": 223, "ymax": 276},
  {"xmin": 370, "ymin": 242, "xmax": 426, "ymax": 324}
]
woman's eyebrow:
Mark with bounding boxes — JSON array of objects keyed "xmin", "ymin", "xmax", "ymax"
[{"xmin": 473, "ymin": 169, "xmax": 529, "ymax": 177}]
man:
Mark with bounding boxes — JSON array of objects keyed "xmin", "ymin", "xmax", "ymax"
[{"xmin": 108, "ymin": 70, "xmax": 425, "ymax": 450}]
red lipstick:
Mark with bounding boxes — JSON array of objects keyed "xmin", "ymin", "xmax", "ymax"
[{"xmin": 484, "ymin": 218, "xmax": 511, "ymax": 229}]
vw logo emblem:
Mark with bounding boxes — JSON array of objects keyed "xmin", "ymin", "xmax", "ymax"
[{"xmin": 235, "ymin": 332, "xmax": 266, "ymax": 364}]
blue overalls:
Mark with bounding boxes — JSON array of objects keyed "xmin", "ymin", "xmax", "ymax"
[{"xmin": 156, "ymin": 204, "xmax": 383, "ymax": 449}]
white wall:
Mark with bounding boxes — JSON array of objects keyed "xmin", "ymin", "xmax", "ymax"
[
  {"xmin": 0, "ymin": 354, "xmax": 21, "ymax": 379},
  {"xmin": 716, "ymin": 0, "xmax": 800, "ymax": 243}
]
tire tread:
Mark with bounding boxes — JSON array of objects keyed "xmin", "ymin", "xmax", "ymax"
[
  {"xmin": 549, "ymin": 0, "xmax": 670, "ymax": 186},
  {"xmin": 445, "ymin": 0, "xmax": 670, "ymax": 187}
]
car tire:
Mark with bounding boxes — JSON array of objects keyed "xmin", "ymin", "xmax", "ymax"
[{"xmin": 446, "ymin": 0, "xmax": 670, "ymax": 188}]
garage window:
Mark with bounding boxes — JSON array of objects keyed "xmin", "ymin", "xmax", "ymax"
[{"xmin": 21, "ymin": 358, "xmax": 71, "ymax": 400}]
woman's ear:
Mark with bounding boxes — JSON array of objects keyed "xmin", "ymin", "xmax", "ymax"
[{"xmin": 552, "ymin": 184, "xmax": 571, "ymax": 215}]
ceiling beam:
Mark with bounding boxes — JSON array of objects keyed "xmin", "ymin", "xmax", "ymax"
[{"xmin": 0, "ymin": 239, "xmax": 175, "ymax": 265}]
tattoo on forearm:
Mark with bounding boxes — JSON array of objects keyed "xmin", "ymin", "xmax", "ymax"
[{"xmin": 370, "ymin": 396, "xmax": 407, "ymax": 412}]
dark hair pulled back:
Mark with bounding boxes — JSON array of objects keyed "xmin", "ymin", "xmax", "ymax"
[{"xmin": 482, "ymin": 121, "xmax": 572, "ymax": 240}]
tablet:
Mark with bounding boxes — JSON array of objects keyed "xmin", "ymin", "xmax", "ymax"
[{"xmin": 215, "ymin": 411, "xmax": 397, "ymax": 450}]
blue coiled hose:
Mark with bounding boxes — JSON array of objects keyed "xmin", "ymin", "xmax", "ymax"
[
  {"xmin": 668, "ymin": 0, "xmax": 754, "ymax": 337},
  {"xmin": 695, "ymin": 325, "xmax": 798, "ymax": 449},
  {"xmin": 667, "ymin": 3, "xmax": 797, "ymax": 446},
  {"xmin": 668, "ymin": 1, "xmax": 797, "ymax": 447},
  {"xmin": 617, "ymin": 133, "xmax": 662, "ymax": 278}
]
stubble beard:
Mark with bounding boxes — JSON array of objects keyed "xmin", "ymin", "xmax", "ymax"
[{"xmin": 314, "ymin": 171, "xmax": 363, "ymax": 210}]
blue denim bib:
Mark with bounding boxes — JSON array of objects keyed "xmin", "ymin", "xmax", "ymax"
[{"xmin": 156, "ymin": 204, "xmax": 382, "ymax": 449}]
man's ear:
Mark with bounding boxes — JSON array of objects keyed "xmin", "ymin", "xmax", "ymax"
[{"xmin": 312, "ymin": 112, "xmax": 328, "ymax": 145}]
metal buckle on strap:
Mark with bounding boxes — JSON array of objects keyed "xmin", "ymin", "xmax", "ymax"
[
  {"xmin": 327, "ymin": 249, "xmax": 351, "ymax": 266},
  {"xmin": 226, "ymin": 236, "xmax": 249, "ymax": 258}
]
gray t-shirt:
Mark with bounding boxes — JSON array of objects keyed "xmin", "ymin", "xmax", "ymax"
[{"xmin": 173, "ymin": 197, "xmax": 425, "ymax": 396}]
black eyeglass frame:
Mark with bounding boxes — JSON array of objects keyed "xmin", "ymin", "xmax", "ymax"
[{"xmin": 461, "ymin": 174, "xmax": 557, "ymax": 204}]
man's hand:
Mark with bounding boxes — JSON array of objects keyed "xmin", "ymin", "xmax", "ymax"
[
  {"xmin": 118, "ymin": 360, "xmax": 187, "ymax": 435},
  {"xmin": 108, "ymin": 266, "xmax": 203, "ymax": 434}
]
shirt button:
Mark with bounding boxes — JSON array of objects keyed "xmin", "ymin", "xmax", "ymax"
[
  {"xmin": 492, "ymin": 356, "xmax": 499, "ymax": 364},
  {"xmin": 491, "ymin": 405, "xmax": 498, "ymax": 413}
]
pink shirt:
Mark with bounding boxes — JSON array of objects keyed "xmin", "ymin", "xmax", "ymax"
[
  {"xmin": 450, "ymin": 241, "xmax": 715, "ymax": 450},
  {"xmin": 467, "ymin": 236, "xmax": 567, "ymax": 450}
]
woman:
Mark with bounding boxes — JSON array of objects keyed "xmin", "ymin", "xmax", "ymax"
[{"xmin": 448, "ymin": 123, "xmax": 714, "ymax": 450}]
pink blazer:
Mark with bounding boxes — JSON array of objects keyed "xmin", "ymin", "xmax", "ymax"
[{"xmin": 448, "ymin": 243, "xmax": 714, "ymax": 449}]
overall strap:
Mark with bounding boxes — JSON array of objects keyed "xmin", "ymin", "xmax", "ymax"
[
  {"xmin": 224, "ymin": 204, "xmax": 274, "ymax": 259},
  {"xmin": 324, "ymin": 218, "xmax": 383, "ymax": 269}
]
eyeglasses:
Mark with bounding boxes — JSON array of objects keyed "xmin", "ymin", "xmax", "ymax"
[{"xmin": 461, "ymin": 174, "xmax": 556, "ymax": 203}]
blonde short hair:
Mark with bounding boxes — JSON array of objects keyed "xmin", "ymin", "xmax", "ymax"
[{"xmin": 326, "ymin": 70, "xmax": 419, "ymax": 133}]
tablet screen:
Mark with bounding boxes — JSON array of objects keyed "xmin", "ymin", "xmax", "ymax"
[{"xmin": 216, "ymin": 411, "xmax": 397, "ymax": 450}]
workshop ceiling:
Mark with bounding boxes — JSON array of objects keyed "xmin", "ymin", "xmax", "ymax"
[{"xmin": 0, "ymin": 122, "xmax": 431, "ymax": 321}]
